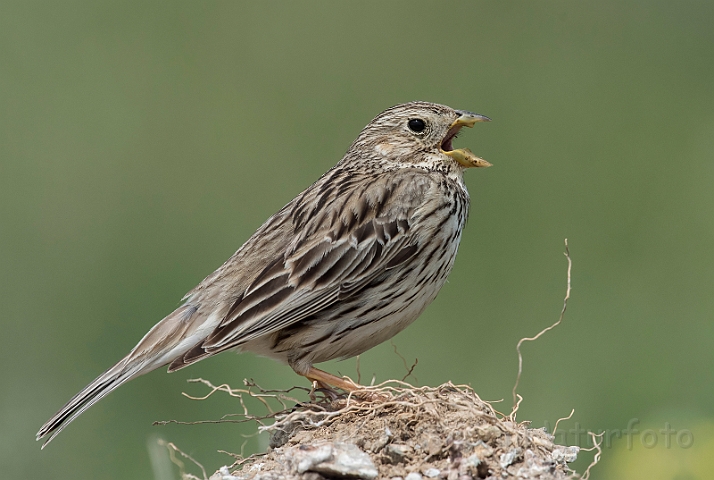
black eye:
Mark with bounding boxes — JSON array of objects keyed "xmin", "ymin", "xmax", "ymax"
[{"xmin": 408, "ymin": 118, "xmax": 426, "ymax": 133}]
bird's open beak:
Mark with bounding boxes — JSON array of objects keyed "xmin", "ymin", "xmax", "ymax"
[{"xmin": 440, "ymin": 111, "xmax": 492, "ymax": 168}]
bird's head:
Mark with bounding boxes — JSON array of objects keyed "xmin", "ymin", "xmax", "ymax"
[{"xmin": 351, "ymin": 101, "xmax": 491, "ymax": 170}]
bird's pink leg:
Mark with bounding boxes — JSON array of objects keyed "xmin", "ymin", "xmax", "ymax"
[{"xmin": 304, "ymin": 366, "xmax": 362, "ymax": 392}]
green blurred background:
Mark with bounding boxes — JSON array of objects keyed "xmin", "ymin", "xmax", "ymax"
[{"xmin": 2, "ymin": 2, "xmax": 714, "ymax": 479}]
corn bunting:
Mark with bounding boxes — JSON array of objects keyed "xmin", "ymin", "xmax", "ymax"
[{"xmin": 37, "ymin": 101, "xmax": 490, "ymax": 446}]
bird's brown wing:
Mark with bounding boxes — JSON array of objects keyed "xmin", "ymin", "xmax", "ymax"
[{"xmin": 168, "ymin": 168, "xmax": 437, "ymax": 369}]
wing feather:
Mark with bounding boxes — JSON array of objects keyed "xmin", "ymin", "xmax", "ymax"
[{"xmin": 185, "ymin": 169, "xmax": 437, "ymax": 361}]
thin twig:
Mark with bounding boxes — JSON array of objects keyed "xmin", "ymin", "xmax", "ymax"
[
  {"xmin": 511, "ymin": 239, "xmax": 572, "ymax": 417},
  {"xmin": 355, "ymin": 355, "xmax": 362, "ymax": 385},
  {"xmin": 159, "ymin": 439, "xmax": 207, "ymax": 480},
  {"xmin": 580, "ymin": 431, "xmax": 604, "ymax": 480},
  {"xmin": 553, "ymin": 408, "xmax": 575, "ymax": 436},
  {"xmin": 391, "ymin": 340, "xmax": 419, "ymax": 384}
]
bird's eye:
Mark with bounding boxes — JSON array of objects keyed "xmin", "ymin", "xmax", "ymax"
[{"xmin": 407, "ymin": 118, "xmax": 426, "ymax": 133}]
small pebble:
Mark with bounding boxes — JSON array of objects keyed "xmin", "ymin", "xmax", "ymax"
[
  {"xmin": 499, "ymin": 448, "xmax": 519, "ymax": 468},
  {"xmin": 406, "ymin": 473, "xmax": 423, "ymax": 480},
  {"xmin": 287, "ymin": 442, "xmax": 378, "ymax": 479},
  {"xmin": 424, "ymin": 468, "xmax": 440, "ymax": 478},
  {"xmin": 551, "ymin": 445, "xmax": 579, "ymax": 463},
  {"xmin": 386, "ymin": 444, "xmax": 411, "ymax": 464}
]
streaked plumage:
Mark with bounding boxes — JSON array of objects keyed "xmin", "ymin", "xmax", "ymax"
[{"xmin": 37, "ymin": 101, "xmax": 490, "ymax": 447}]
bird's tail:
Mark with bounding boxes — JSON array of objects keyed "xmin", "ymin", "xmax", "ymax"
[
  {"xmin": 36, "ymin": 356, "xmax": 146, "ymax": 448},
  {"xmin": 36, "ymin": 304, "xmax": 199, "ymax": 448}
]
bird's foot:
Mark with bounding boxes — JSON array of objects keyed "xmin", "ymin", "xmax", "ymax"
[
  {"xmin": 308, "ymin": 380, "xmax": 343, "ymax": 402},
  {"xmin": 303, "ymin": 366, "xmax": 391, "ymax": 403}
]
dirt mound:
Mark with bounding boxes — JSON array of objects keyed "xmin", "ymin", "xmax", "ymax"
[{"xmin": 211, "ymin": 382, "xmax": 579, "ymax": 480}]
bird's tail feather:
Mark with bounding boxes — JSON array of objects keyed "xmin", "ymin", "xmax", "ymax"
[
  {"xmin": 37, "ymin": 304, "xmax": 199, "ymax": 448},
  {"xmin": 36, "ymin": 357, "xmax": 145, "ymax": 448}
]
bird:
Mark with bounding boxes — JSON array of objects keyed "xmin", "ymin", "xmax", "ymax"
[{"xmin": 37, "ymin": 101, "xmax": 491, "ymax": 447}]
